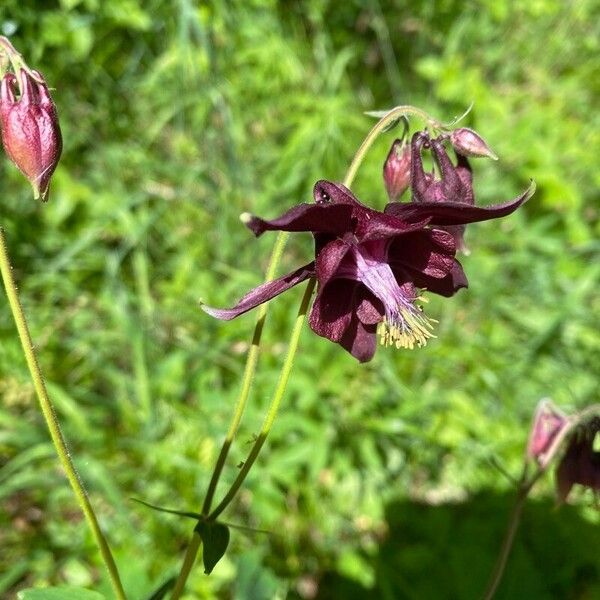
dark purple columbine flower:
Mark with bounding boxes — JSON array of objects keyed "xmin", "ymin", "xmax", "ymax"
[
  {"xmin": 202, "ymin": 177, "xmax": 533, "ymax": 362},
  {"xmin": 556, "ymin": 416, "xmax": 600, "ymax": 504}
]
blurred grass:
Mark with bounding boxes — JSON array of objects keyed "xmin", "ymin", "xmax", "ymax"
[{"xmin": 0, "ymin": 0, "xmax": 598, "ymax": 598}]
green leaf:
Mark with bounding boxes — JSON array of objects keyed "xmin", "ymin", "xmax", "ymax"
[
  {"xmin": 131, "ymin": 497, "xmax": 201, "ymax": 520},
  {"xmin": 17, "ymin": 587, "xmax": 106, "ymax": 600},
  {"xmin": 195, "ymin": 521, "xmax": 230, "ymax": 575}
]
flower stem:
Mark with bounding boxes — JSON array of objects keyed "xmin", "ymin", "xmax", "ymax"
[
  {"xmin": 482, "ymin": 469, "xmax": 543, "ymax": 600},
  {"xmin": 171, "ymin": 277, "xmax": 316, "ymax": 599},
  {"xmin": 0, "ymin": 36, "xmax": 41, "ymax": 82},
  {"xmin": 170, "ymin": 532, "xmax": 202, "ymax": 600},
  {"xmin": 343, "ymin": 105, "xmax": 442, "ymax": 188},
  {"xmin": 171, "ymin": 231, "xmax": 289, "ymax": 599},
  {"xmin": 0, "ymin": 228, "xmax": 127, "ymax": 600},
  {"xmin": 200, "ymin": 231, "xmax": 289, "ymax": 516},
  {"xmin": 208, "ymin": 276, "xmax": 316, "ymax": 521}
]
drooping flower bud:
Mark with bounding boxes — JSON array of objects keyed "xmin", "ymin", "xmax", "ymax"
[
  {"xmin": 526, "ymin": 399, "xmax": 571, "ymax": 468},
  {"xmin": 409, "ymin": 131, "xmax": 475, "ymax": 253},
  {"xmin": 383, "ymin": 138, "xmax": 411, "ymax": 201},
  {"xmin": 450, "ymin": 127, "xmax": 498, "ymax": 160},
  {"xmin": 0, "ymin": 68, "xmax": 62, "ymax": 201}
]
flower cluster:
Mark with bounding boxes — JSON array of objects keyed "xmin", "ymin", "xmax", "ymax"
[
  {"xmin": 0, "ymin": 37, "xmax": 62, "ymax": 201},
  {"xmin": 203, "ymin": 127, "xmax": 534, "ymax": 362}
]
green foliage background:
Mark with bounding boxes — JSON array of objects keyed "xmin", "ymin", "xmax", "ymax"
[{"xmin": 0, "ymin": 0, "xmax": 598, "ymax": 598}]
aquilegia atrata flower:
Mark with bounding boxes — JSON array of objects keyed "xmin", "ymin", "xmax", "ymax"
[{"xmin": 203, "ymin": 172, "xmax": 534, "ymax": 362}]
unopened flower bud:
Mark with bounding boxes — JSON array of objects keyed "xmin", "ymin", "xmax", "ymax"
[
  {"xmin": 450, "ymin": 127, "xmax": 497, "ymax": 160},
  {"xmin": 0, "ymin": 68, "xmax": 62, "ymax": 201},
  {"xmin": 383, "ymin": 138, "xmax": 411, "ymax": 201},
  {"xmin": 526, "ymin": 399, "xmax": 571, "ymax": 468}
]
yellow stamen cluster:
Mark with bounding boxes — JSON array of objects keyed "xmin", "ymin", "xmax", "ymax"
[{"xmin": 376, "ymin": 298, "xmax": 437, "ymax": 349}]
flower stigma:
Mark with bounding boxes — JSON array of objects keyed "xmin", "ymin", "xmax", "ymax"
[
  {"xmin": 375, "ymin": 296, "xmax": 436, "ymax": 349},
  {"xmin": 349, "ymin": 242, "xmax": 436, "ymax": 349}
]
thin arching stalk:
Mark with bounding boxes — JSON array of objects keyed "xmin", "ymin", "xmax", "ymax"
[
  {"xmin": 0, "ymin": 228, "xmax": 126, "ymax": 600},
  {"xmin": 201, "ymin": 230, "xmax": 289, "ymax": 515}
]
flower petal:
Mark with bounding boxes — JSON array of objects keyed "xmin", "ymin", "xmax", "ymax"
[
  {"xmin": 19, "ymin": 68, "xmax": 37, "ymax": 103},
  {"xmin": 339, "ymin": 317, "xmax": 378, "ymax": 363},
  {"xmin": 313, "ymin": 179, "xmax": 432, "ymax": 242},
  {"xmin": 410, "ymin": 260, "xmax": 468, "ymax": 298},
  {"xmin": 311, "ymin": 238, "xmax": 384, "ymax": 340},
  {"xmin": 527, "ymin": 399, "xmax": 571, "ymax": 467},
  {"xmin": 556, "ymin": 437, "xmax": 583, "ymax": 504},
  {"xmin": 409, "ymin": 132, "xmax": 431, "ymax": 202},
  {"xmin": 244, "ymin": 203, "xmax": 354, "ymax": 237},
  {"xmin": 309, "ymin": 279, "xmax": 358, "ymax": 343},
  {"xmin": 455, "ymin": 154, "xmax": 474, "ymax": 205},
  {"xmin": 201, "ymin": 262, "xmax": 315, "ymax": 320},
  {"xmin": 430, "ymin": 137, "xmax": 467, "ymax": 202},
  {"xmin": 387, "ymin": 229, "xmax": 456, "ymax": 279},
  {"xmin": 556, "ymin": 418, "xmax": 600, "ymax": 503},
  {"xmin": 355, "ymin": 211, "xmax": 432, "ymax": 242},
  {"xmin": 356, "ymin": 293, "xmax": 383, "ymax": 325},
  {"xmin": 315, "ymin": 238, "xmax": 353, "ymax": 288},
  {"xmin": 384, "ymin": 181, "xmax": 535, "ymax": 225},
  {"xmin": 0, "ymin": 73, "xmax": 17, "ymax": 106},
  {"xmin": 313, "ymin": 180, "xmax": 364, "ymax": 206}
]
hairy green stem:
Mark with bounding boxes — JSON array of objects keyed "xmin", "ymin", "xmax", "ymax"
[
  {"xmin": 170, "ymin": 533, "xmax": 202, "ymax": 600},
  {"xmin": 0, "ymin": 36, "xmax": 42, "ymax": 83},
  {"xmin": 172, "ymin": 231, "xmax": 288, "ymax": 599},
  {"xmin": 0, "ymin": 228, "xmax": 126, "ymax": 600},
  {"xmin": 201, "ymin": 231, "xmax": 289, "ymax": 515},
  {"xmin": 172, "ymin": 277, "xmax": 314, "ymax": 599},
  {"xmin": 208, "ymin": 276, "xmax": 316, "ymax": 520}
]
